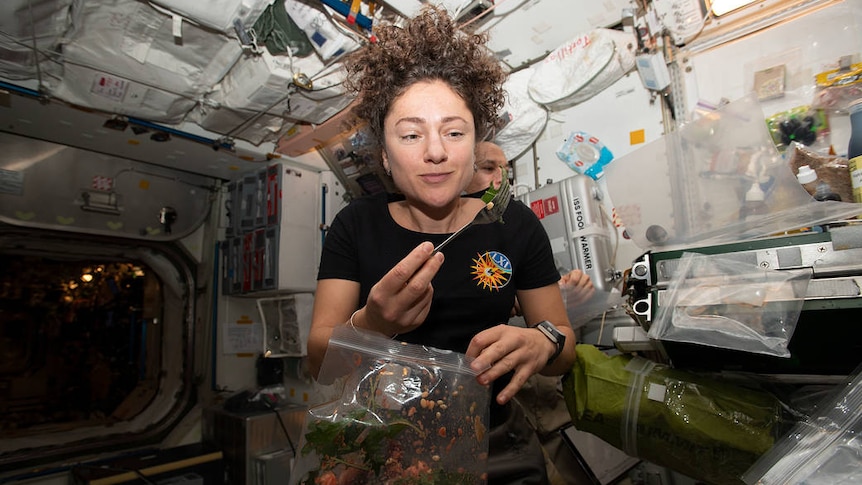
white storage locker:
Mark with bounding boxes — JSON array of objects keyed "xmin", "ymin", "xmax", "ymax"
[
  {"xmin": 259, "ymin": 162, "xmax": 321, "ymax": 293},
  {"xmin": 221, "ymin": 162, "xmax": 324, "ymax": 295}
]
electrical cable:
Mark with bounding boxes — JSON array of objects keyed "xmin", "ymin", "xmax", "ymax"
[
  {"xmin": 596, "ymin": 308, "xmax": 608, "ymax": 346},
  {"xmin": 597, "ymin": 200, "xmax": 624, "ymax": 293},
  {"xmin": 218, "ymin": 44, "xmax": 348, "ymax": 137},
  {"xmin": 262, "ymin": 396, "xmax": 297, "ymax": 457},
  {"xmin": 1, "ymin": 10, "xmax": 364, "ymax": 153},
  {"xmin": 26, "ymin": 1, "xmax": 44, "ymax": 93},
  {"xmin": 457, "ymin": 0, "xmax": 510, "ymax": 30},
  {"xmin": 221, "ymin": 87, "xmax": 293, "ymax": 139}
]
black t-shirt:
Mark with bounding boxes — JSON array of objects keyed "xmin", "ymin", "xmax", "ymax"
[{"xmin": 318, "ymin": 192, "xmax": 560, "ymax": 354}]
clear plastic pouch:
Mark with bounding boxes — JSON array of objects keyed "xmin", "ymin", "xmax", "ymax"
[
  {"xmin": 743, "ymin": 363, "xmax": 862, "ymax": 484},
  {"xmin": 289, "ymin": 326, "xmax": 491, "ymax": 485},
  {"xmin": 605, "ymin": 93, "xmax": 862, "ymax": 251},
  {"xmin": 649, "ymin": 252, "xmax": 812, "ymax": 357}
]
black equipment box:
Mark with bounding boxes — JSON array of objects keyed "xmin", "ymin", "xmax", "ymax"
[{"xmin": 624, "ymin": 228, "xmax": 862, "ymax": 377}]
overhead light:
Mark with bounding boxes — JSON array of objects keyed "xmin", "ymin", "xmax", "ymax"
[{"xmin": 710, "ymin": 0, "xmax": 758, "ymax": 16}]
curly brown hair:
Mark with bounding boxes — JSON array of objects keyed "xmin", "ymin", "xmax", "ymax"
[{"xmin": 343, "ymin": 6, "xmax": 506, "ymax": 145}]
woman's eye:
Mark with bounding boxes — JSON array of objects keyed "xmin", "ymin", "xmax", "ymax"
[
  {"xmin": 401, "ymin": 134, "xmax": 420, "ymax": 141},
  {"xmin": 446, "ymin": 131, "xmax": 464, "ymax": 139}
]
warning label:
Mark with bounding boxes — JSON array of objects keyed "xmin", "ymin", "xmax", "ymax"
[{"xmin": 530, "ymin": 196, "xmax": 560, "ymax": 220}]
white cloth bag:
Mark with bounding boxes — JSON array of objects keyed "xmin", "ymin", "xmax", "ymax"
[
  {"xmin": 495, "ymin": 67, "xmax": 549, "ymax": 161},
  {"xmin": 528, "ymin": 28, "xmax": 637, "ymax": 111},
  {"xmin": 148, "ymin": 0, "xmax": 275, "ymax": 33}
]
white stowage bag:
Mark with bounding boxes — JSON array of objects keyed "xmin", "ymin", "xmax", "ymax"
[
  {"xmin": 191, "ymin": 48, "xmax": 354, "ymax": 144},
  {"xmin": 494, "ymin": 67, "xmax": 549, "ymax": 161},
  {"xmin": 188, "ymin": 103, "xmax": 288, "ymax": 145},
  {"xmin": 0, "ymin": 0, "xmax": 71, "ymax": 80},
  {"xmin": 283, "ymin": 0, "xmax": 361, "ymax": 62},
  {"xmin": 148, "ymin": 0, "xmax": 276, "ymax": 33},
  {"xmin": 49, "ymin": 0, "xmax": 243, "ymax": 123},
  {"xmin": 528, "ymin": 28, "xmax": 637, "ymax": 111}
]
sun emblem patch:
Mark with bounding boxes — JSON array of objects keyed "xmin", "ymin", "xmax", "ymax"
[{"xmin": 471, "ymin": 251, "xmax": 512, "ymax": 291}]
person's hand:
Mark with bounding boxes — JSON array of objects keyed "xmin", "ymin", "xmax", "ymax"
[
  {"xmin": 356, "ymin": 241, "xmax": 444, "ymax": 337},
  {"xmin": 559, "ymin": 269, "xmax": 595, "ymax": 307},
  {"xmin": 465, "ymin": 324, "xmax": 557, "ymax": 405}
]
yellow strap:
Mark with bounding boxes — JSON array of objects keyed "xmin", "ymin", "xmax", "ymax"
[{"xmin": 348, "ymin": 0, "xmax": 361, "ymax": 24}]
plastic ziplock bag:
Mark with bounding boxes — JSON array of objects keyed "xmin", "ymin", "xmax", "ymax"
[
  {"xmin": 743, "ymin": 363, "xmax": 862, "ymax": 484},
  {"xmin": 649, "ymin": 252, "xmax": 812, "ymax": 358},
  {"xmin": 289, "ymin": 326, "xmax": 491, "ymax": 485},
  {"xmin": 605, "ymin": 93, "xmax": 862, "ymax": 251},
  {"xmin": 562, "ymin": 344, "xmax": 788, "ymax": 485},
  {"xmin": 562, "ymin": 285, "xmax": 624, "ymax": 330},
  {"xmin": 786, "ymin": 142, "xmax": 854, "ymax": 204}
]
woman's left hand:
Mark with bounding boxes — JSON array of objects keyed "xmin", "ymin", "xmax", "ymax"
[{"xmin": 465, "ymin": 324, "xmax": 556, "ymax": 405}]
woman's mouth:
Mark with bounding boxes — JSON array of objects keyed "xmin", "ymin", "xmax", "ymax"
[{"xmin": 420, "ymin": 172, "xmax": 451, "ymax": 184}]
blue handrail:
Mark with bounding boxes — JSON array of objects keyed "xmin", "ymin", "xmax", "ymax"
[{"xmin": 318, "ymin": 0, "xmax": 373, "ymax": 31}]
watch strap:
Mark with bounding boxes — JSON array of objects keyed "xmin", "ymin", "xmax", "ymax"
[{"xmin": 532, "ymin": 320, "xmax": 565, "ymax": 365}]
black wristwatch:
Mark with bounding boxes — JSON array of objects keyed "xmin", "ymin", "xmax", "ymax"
[{"xmin": 532, "ymin": 320, "xmax": 566, "ymax": 365}]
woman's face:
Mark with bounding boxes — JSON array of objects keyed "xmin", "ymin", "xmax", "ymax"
[{"xmin": 382, "ymin": 80, "xmax": 476, "ymax": 210}]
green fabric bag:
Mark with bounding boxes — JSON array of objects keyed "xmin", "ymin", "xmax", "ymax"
[
  {"xmin": 252, "ymin": 2, "xmax": 313, "ymax": 57},
  {"xmin": 562, "ymin": 344, "xmax": 789, "ymax": 485}
]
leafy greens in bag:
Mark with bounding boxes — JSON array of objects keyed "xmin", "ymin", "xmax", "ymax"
[{"xmin": 290, "ymin": 326, "xmax": 491, "ymax": 485}]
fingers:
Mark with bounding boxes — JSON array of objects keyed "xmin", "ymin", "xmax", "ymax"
[
  {"xmin": 496, "ymin": 368, "xmax": 532, "ymax": 405},
  {"xmin": 382, "ymin": 241, "xmax": 443, "ymax": 293},
  {"xmin": 562, "ymin": 269, "xmax": 591, "ymax": 289},
  {"xmin": 365, "ymin": 242, "xmax": 444, "ymax": 335},
  {"xmin": 560, "ymin": 270, "xmax": 595, "ymax": 307},
  {"xmin": 564, "ymin": 285, "xmax": 595, "ymax": 307},
  {"xmin": 466, "ymin": 325, "xmax": 549, "ymax": 403}
]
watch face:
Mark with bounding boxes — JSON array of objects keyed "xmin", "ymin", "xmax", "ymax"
[
  {"xmin": 537, "ymin": 323, "xmax": 559, "ymax": 343},
  {"xmin": 539, "ymin": 321, "xmax": 564, "ymax": 340},
  {"xmin": 535, "ymin": 321, "xmax": 565, "ymax": 366}
]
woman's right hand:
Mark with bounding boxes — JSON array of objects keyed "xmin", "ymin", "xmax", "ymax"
[{"xmin": 353, "ymin": 241, "xmax": 445, "ymax": 337}]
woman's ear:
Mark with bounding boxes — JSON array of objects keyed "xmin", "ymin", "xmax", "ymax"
[{"xmin": 381, "ymin": 149, "xmax": 391, "ymax": 176}]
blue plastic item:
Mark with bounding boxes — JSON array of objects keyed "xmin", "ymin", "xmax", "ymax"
[{"xmin": 556, "ymin": 131, "xmax": 614, "ymax": 180}]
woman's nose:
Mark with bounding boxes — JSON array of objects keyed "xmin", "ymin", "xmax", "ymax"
[{"xmin": 424, "ymin": 133, "xmax": 448, "ymax": 164}]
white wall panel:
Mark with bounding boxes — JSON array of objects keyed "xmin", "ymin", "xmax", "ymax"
[
  {"xmin": 512, "ymin": 72, "xmax": 664, "ymax": 189},
  {"xmin": 512, "ymin": 71, "xmax": 664, "ymax": 273},
  {"xmin": 682, "ymin": 1, "xmax": 861, "ymax": 106},
  {"xmin": 679, "ymin": 0, "xmax": 862, "ymax": 155}
]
